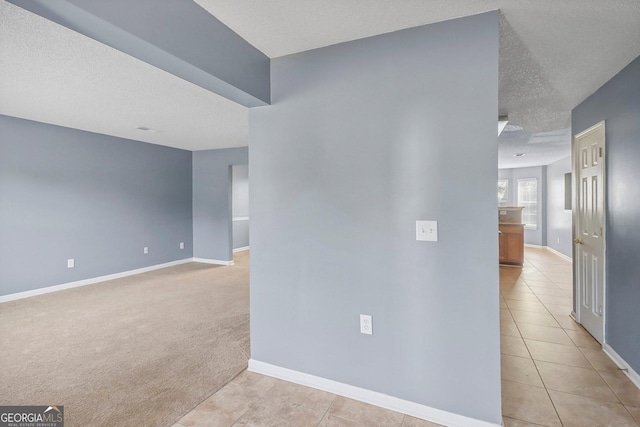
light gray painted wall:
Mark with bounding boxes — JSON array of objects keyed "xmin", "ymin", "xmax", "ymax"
[
  {"xmin": 573, "ymin": 55, "xmax": 640, "ymax": 374},
  {"xmin": 499, "ymin": 166, "xmax": 547, "ymax": 246},
  {"xmin": 0, "ymin": 115, "xmax": 193, "ymax": 296},
  {"xmin": 232, "ymin": 164, "xmax": 249, "ymax": 250},
  {"xmin": 192, "ymin": 147, "xmax": 248, "ymax": 261},
  {"xmin": 232, "ymin": 221, "xmax": 249, "ymax": 251},
  {"xmin": 249, "ymin": 12, "xmax": 501, "ymax": 424},
  {"xmin": 546, "ymin": 156, "xmax": 572, "ymax": 257}
]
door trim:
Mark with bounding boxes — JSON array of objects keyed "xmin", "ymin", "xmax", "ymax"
[{"xmin": 572, "ymin": 120, "xmax": 606, "ymax": 343}]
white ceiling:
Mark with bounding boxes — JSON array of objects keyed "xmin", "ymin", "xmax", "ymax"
[
  {"xmin": 2, "ymin": 0, "xmax": 640, "ymax": 165},
  {"xmin": 0, "ymin": 1, "xmax": 248, "ymax": 151}
]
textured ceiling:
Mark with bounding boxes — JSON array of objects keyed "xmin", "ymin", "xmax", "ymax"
[
  {"xmin": 196, "ymin": 0, "xmax": 640, "ymax": 132},
  {"xmin": 196, "ymin": 0, "xmax": 640, "ymax": 166},
  {"xmin": 498, "ymin": 128, "xmax": 572, "ymax": 169},
  {"xmin": 0, "ymin": 1, "xmax": 248, "ymax": 151},
  {"xmin": 2, "ymin": 0, "xmax": 640, "ymax": 164}
]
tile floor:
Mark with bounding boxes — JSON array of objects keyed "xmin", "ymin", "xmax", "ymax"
[
  {"xmin": 173, "ymin": 370, "xmax": 441, "ymax": 427},
  {"xmin": 501, "ymin": 247, "xmax": 640, "ymax": 427},
  {"xmin": 173, "ymin": 247, "xmax": 640, "ymax": 427}
]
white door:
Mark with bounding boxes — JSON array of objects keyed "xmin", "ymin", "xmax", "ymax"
[{"xmin": 574, "ymin": 121, "xmax": 606, "ymax": 344}]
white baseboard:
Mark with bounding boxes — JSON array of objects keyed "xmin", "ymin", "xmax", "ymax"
[
  {"xmin": 524, "ymin": 243, "xmax": 543, "ymax": 249},
  {"xmin": 1, "ymin": 256, "xmax": 239, "ymax": 303},
  {"xmin": 523, "ymin": 244, "xmax": 573, "ymax": 262},
  {"xmin": 0, "ymin": 258, "xmax": 193, "ymax": 303},
  {"xmin": 248, "ymin": 360, "xmax": 501, "ymax": 427},
  {"xmin": 603, "ymin": 344, "xmax": 640, "ymax": 390},
  {"xmin": 233, "ymin": 246, "xmax": 250, "ymax": 253},
  {"xmin": 544, "ymin": 246, "xmax": 572, "ymax": 262},
  {"xmin": 192, "ymin": 257, "xmax": 235, "ymax": 266}
]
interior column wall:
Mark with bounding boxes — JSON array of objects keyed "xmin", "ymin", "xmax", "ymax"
[{"xmin": 249, "ymin": 12, "xmax": 501, "ymax": 424}]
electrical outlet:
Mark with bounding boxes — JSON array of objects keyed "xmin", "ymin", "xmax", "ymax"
[
  {"xmin": 360, "ymin": 314, "xmax": 372, "ymax": 335},
  {"xmin": 143, "ymin": 247, "xmax": 149, "ymax": 254},
  {"xmin": 67, "ymin": 258, "xmax": 75, "ymax": 268},
  {"xmin": 557, "ymin": 238, "xmax": 560, "ymax": 244},
  {"xmin": 179, "ymin": 242, "xmax": 184, "ymax": 249}
]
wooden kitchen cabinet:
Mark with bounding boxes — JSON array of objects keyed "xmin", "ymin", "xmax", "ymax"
[{"xmin": 499, "ymin": 223, "xmax": 524, "ymax": 266}]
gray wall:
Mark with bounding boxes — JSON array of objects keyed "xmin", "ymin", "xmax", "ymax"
[
  {"xmin": 545, "ymin": 156, "xmax": 572, "ymax": 257},
  {"xmin": 193, "ymin": 147, "xmax": 248, "ymax": 261},
  {"xmin": 232, "ymin": 164, "xmax": 249, "ymax": 250},
  {"xmin": 249, "ymin": 12, "xmax": 501, "ymax": 424},
  {"xmin": 0, "ymin": 115, "xmax": 193, "ymax": 296},
  {"xmin": 573, "ymin": 55, "xmax": 640, "ymax": 374},
  {"xmin": 498, "ymin": 166, "xmax": 547, "ymax": 246}
]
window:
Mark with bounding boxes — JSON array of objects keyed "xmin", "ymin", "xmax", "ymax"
[
  {"xmin": 497, "ymin": 180, "xmax": 509, "ymax": 206},
  {"xmin": 517, "ymin": 178, "xmax": 537, "ymax": 229}
]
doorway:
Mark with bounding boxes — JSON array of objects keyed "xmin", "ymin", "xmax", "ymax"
[
  {"xmin": 232, "ymin": 164, "xmax": 250, "ymax": 253},
  {"xmin": 573, "ymin": 121, "xmax": 606, "ymax": 344}
]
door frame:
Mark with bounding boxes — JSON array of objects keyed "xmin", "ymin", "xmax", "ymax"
[{"xmin": 572, "ymin": 120, "xmax": 607, "ymax": 343}]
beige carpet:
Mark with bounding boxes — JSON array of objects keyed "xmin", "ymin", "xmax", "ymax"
[{"xmin": 0, "ymin": 251, "xmax": 250, "ymax": 427}]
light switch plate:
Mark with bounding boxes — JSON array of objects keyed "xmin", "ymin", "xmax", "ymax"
[{"xmin": 416, "ymin": 220, "xmax": 438, "ymax": 241}]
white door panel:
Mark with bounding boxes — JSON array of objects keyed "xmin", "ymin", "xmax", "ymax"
[{"xmin": 574, "ymin": 121, "xmax": 605, "ymax": 344}]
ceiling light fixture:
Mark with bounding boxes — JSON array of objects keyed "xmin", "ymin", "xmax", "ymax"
[
  {"xmin": 136, "ymin": 126, "xmax": 162, "ymax": 133},
  {"xmin": 514, "ymin": 153, "xmax": 525, "ymax": 157}
]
